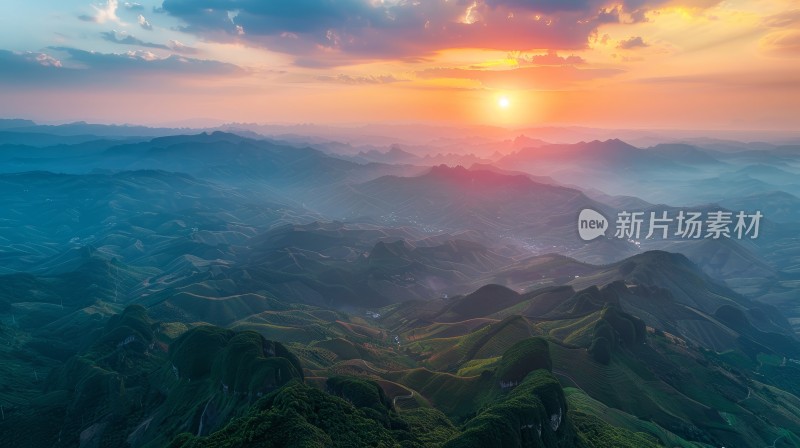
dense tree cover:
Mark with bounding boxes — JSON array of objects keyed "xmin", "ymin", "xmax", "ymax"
[
  {"xmin": 168, "ymin": 380, "xmax": 422, "ymax": 448},
  {"xmin": 588, "ymin": 337, "xmax": 612, "ymax": 365},
  {"xmin": 170, "ymin": 326, "xmax": 304, "ymax": 391},
  {"xmin": 5, "ymin": 287, "xmax": 795, "ymax": 448},
  {"xmin": 443, "ymin": 370, "xmax": 582, "ymax": 448},
  {"xmin": 401, "ymin": 408, "xmax": 460, "ymax": 448},
  {"xmin": 326, "ymin": 376, "xmax": 392, "ymax": 413},
  {"xmin": 170, "ymin": 326, "xmax": 236, "ymax": 379},
  {"xmin": 3, "ymin": 305, "xmax": 166, "ymax": 448},
  {"xmin": 589, "ymin": 306, "xmax": 647, "ymax": 364},
  {"xmin": 496, "ymin": 337, "xmax": 552, "ymax": 383},
  {"xmin": 601, "ymin": 306, "xmax": 646, "ymax": 346},
  {"xmin": 2, "ymin": 307, "xmax": 312, "ymax": 448},
  {"xmin": 212, "ymin": 332, "xmax": 304, "ymax": 395},
  {"xmin": 570, "ymin": 411, "xmax": 663, "ymax": 448},
  {"xmin": 163, "ymin": 318, "xmax": 660, "ymax": 448}
]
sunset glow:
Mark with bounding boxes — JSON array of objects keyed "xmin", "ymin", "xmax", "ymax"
[
  {"xmin": 498, "ymin": 96, "xmax": 510, "ymax": 109},
  {"xmin": 0, "ymin": 0, "xmax": 796, "ymax": 129},
  {"xmin": 2, "ymin": 4, "xmax": 800, "ymax": 447}
]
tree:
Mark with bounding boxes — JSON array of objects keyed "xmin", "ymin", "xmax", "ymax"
[{"xmin": 589, "ymin": 337, "xmax": 612, "ymax": 365}]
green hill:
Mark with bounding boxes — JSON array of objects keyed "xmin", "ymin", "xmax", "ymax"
[{"xmin": 0, "ymin": 306, "xmax": 307, "ymax": 448}]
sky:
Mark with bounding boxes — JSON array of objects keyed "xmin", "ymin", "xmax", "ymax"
[{"xmin": 0, "ymin": 0, "xmax": 798, "ymax": 129}]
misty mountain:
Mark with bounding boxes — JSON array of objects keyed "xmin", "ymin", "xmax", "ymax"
[
  {"xmin": 352, "ymin": 145, "xmax": 418, "ymax": 164},
  {"xmin": 308, "ymin": 164, "xmax": 612, "ymax": 246},
  {"xmin": 1, "ymin": 123, "xmax": 799, "ymax": 448},
  {"xmin": 644, "ymin": 143, "xmax": 724, "ymax": 165},
  {"xmin": 719, "ymin": 190, "xmax": 800, "ymax": 223},
  {"xmin": 497, "ymin": 139, "xmax": 694, "ymax": 175}
]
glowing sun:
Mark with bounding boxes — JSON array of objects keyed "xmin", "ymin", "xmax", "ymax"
[{"xmin": 498, "ymin": 96, "xmax": 510, "ymax": 109}]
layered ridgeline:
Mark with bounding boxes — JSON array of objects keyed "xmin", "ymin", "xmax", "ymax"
[
  {"xmin": 367, "ymin": 252, "xmax": 800, "ymax": 447},
  {"xmin": 1, "ymin": 306, "xmax": 641, "ymax": 448},
  {"xmin": 0, "ymin": 129, "xmax": 798, "ymax": 326},
  {"xmin": 2, "ymin": 250, "xmax": 800, "ymax": 447},
  {"xmin": 1, "ymin": 305, "xmax": 306, "ymax": 447},
  {"xmin": 0, "ymin": 125, "xmax": 799, "ymax": 447}
]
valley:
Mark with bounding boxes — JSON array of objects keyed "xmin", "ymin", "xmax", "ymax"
[{"xmin": 0, "ymin": 122, "xmax": 798, "ymax": 447}]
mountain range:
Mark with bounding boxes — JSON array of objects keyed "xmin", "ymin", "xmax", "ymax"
[{"xmin": 0, "ymin": 121, "xmax": 799, "ymax": 447}]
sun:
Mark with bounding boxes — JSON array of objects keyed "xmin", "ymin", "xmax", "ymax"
[{"xmin": 498, "ymin": 96, "xmax": 510, "ymax": 109}]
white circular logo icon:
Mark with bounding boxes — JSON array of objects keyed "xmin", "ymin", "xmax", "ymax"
[{"xmin": 578, "ymin": 208, "xmax": 608, "ymax": 241}]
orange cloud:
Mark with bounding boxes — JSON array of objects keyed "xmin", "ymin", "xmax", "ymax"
[
  {"xmin": 761, "ymin": 30, "xmax": 800, "ymax": 57},
  {"xmin": 418, "ymin": 65, "xmax": 623, "ymax": 90}
]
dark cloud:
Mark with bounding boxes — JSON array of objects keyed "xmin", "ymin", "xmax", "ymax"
[
  {"xmin": 418, "ymin": 65, "xmax": 622, "ymax": 89},
  {"xmin": 100, "ymin": 31, "xmax": 201, "ymax": 56},
  {"xmin": 0, "ymin": 50, "xmax": 64, "ymax": 83},
  {"xmin": 485, "ymin": 0, "xmax": 595, "ymax": 13},
  {"xmin": 0, "ymin": 48, "xmax": 242, "ymax": 87},
  {"xmin": 597, "ymin": 6, "xmax": 621, "ymax": 23},
  {"xmin": 52, "ymin": 47, "xmax": 240, "ymax": 75},
  {"xmin": 159, "ymin": 0, "xmax": 694, "ymax": 66},
  {"xmin": 0, "ymin": 50, "xmax": 86, "ymax": 89},
  {"xmin": 629, "ymin": 9, "xmax": 649, "ymax": 23},
  {"xmin": 100, "ymin": 31, "xmax": 169, "ymax": 49},
  {"xmin": 618, "ymin": 36, "xmax": 649, "ymax": 49}
]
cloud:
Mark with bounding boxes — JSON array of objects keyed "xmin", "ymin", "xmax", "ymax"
[
  {"xmin": 168, "ymin": 40, "xmax": 199, "ymax": 54},
  {"xmin": 515, "ymin": 50, "xmax": 585, "ymax": 65},
  {"xmin": 638, "ymin": 72, "xmax": 800, "ymax": 90},
  {"xmin": 0, "ymin": 50, "xmax": 66, "ymax": 83},
  {"xmin": 124, "ymin": 2, "xmax": 144, "ymax": 10},
  {"xmin": 159, "ymin": 0, "xmax": 700, "ymax": 66},
  {"xmin": 597, "ymin": 6, "xmax": 622, "ymax": 23},
  {"xmin": 418, "ymin": 65, "xmax": 623, "ymax": 90},
  {"xmin": 125, "ymin": 49, "xmax": 159, "ymax": 61},
  {"xmin": 764, "ymin": 10, "xmax": 800, "ymax": 28},
  {"xmin": 51, "ymin": 47, "xmax": 241, "ymax": 75},
  {"xmin": 618, "ymin": 36, "xmax": 649, "ymax": 49},
  {"xmin": 33, "ymin": 53, "xmax": 63, "ymax": 68},
  {"xmin": 484, "ymin": 0, "xmax": 596, "ymax": 13},
  {"xmin": 761, "ymin": 10, "xmax": 800, "ymax": 57},
  {"xmin": 80, "ymin": 0, "xmax": 121, "ymax": 24},
  {"xmin": 100, "ymin": 31, "xmax": 169, "ymax": 49},
  {"xmin": 13, "ymin": 51, "xmax": 63, "ymax": 68},
  {"xmin": 138, "ymin": 14, "xmax": 153, "ymax": 30},
  {"xmin": 760, "ymin": 30, "xmax": 800, "ymax": 57},
  {"xmin": 628, "ymin": 8, "xmax": 649, "ymax": 23},
  {"xmin": 0, "ymin": 47, "xmax": 243, "ymax": 87},
  {"xmin": 314, "ymin": 74, "xmax": 403, "ymax": 85}
]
